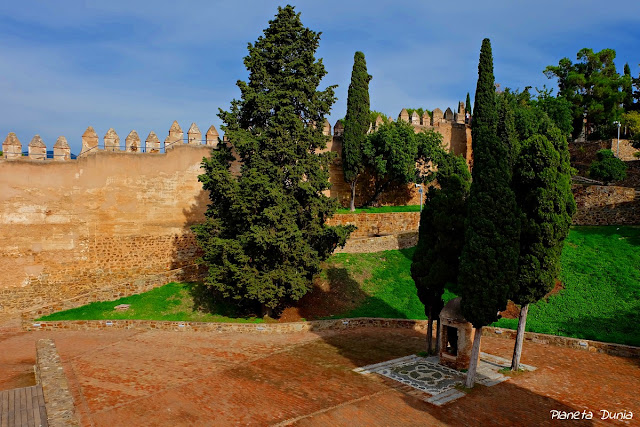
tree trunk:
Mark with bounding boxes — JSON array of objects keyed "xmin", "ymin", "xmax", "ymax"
[
  {"xmin": 364, "ymin": 178, "xmax": 392, "ymax": 207},
  {"xmin": 435, "ymin": 317, "xmax": 442, "ymax": 354},
  {"xmin": 426, "ymin": 306, "xmax": 433, "ymax": 353},
  {"xmin": 465, "ymin": 326, "xmax": 483, "ymax": 388},
  {"xmin": 350, "ymin": 180, "xmax": 357, "ymax": 212},
  {"xmin": 261, "ymin": 303, "xmax": 273, "ymax": 318},
  {"xmin": 510, "ymin": 303, "xmax": 529, "ymax": 371}
]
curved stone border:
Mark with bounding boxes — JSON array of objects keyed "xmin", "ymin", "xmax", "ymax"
[
  {"xmin": 36, "ymin": 339, "xmax": 79, "ymax": 426},
  {"xmin": 23, "ymin": 317, "xmax": 639, "ymax": 359}
]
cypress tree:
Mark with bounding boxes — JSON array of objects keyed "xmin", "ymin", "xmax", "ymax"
[
  {"xmin": 193, "ymin": 5, "xmax": 353, "ymax": 316},
  {"xmin": 465, "ymin": 92, "xmax": 472, "ymax": 120},
  {"xmin": 623, "ymin": 63, "xmax": 634, "ymax": 112},
  {"xmin": 343, "ymin": 51, "xmax": 372, "ymax": 211},
  {"xmin": 411, "ymin": 153, "xmax": 471, "ymax": 353},
  {"xmin": 458, "ymin": 39, "xmax": 520, "ymax": 387},
  {"xmin": 510, "ymin": 125, "xmax": 575, "ymax": 371}
]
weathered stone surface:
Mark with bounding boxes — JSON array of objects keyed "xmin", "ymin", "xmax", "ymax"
[
  {"xmin": 610, "ymin": 138, "xmax": 639, "ymax": 161},
  {"xmin": 333, "ymin": 121, "xmax": 344, "ymax": 137},
  {"xmin": 104, "ymin": 128, "xmax": 120, "ymax": 152},
  {"xmin": 432, "ymin": 108, "xmax": 443, "ymax": 125},
  {"xmin": 374, "ymin": 115, "xmax": 384, "ymax": 131},
  {"xmin": 146, "ymin": 131, "xmax": 160, "ymax": 152},
  {"xmin": 455, "ymin": 101, "xmax": 466, "ymax": 124},
  {"xmin": 125, "ymin": 130, "xmax": 141, "ymax": 152},
  {"xmin": 80, "ymin": 126, "xmax": 99, "ymax": 156},
  {"xmin": 323, "ymin": 119, "xmax": 331, "ymax": 136},
  {"xmin": 165, "ymin": 121, "xmax": 183, "ymax": 149},
  {"xmin": 0, "ymin": 145, "xmax": 211, "ymax": 314},
  {"xmin": 53, "ymin": 136, "xmax": 71, "ymax": 161},
  {"xmin": 439, "ymin": 297, "xmax": 474, "ymax": 371},
  {"xmin": 444, "ymin": 107, "xmax": 454, "ymax": 122},
  {"xmin": 421, "ymin": 111, "xmax": 430, "ymax": 126},
  {"xmin": 3, "ymin": 132, "xmax": 22, "ymax": 159},
  {"xmin": 36, "ymin": 339, "xmax": 80, "ymax": 426},
  {"xmin": 28, "ymin": 135, "xmax": 47, "ymax": 160},
  {"xmin": 410, "ymin": 111, "xmax": 420, "ymax": 125},
  {"xmin": 205, "ymin": 125, "xmax": 219, "ymax": 147},
  {"xmin": 399, "ymin": 108, "xmax": 409, "ymax": 122},
  {"xmin": 187, "ymin": 123, "xmax": 202, "ymax": 145}
]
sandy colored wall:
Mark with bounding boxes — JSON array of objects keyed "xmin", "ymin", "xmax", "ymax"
[{"xmin": 0, "ymin": 144, "xmax": 210, "ymax": 314}]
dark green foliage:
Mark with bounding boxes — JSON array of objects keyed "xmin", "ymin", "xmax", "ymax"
[
  {"xmin": 193, "ymin": 5, "xmax": 353, "ymax": 312},
  {"xmin": 497, "ymin": 92, "xmax": 519, "ymax": 171},
  {"xmin": 343, "ymin": 52, "xmax": 372, "ymax": 186},
  {"xmin": 459, "ymin": 39, "xmax": 520, "ymax": 328},
  {"xmin": 544, "ymin": 48, "xmax": 625, "ymax": 139},
  {"xmin": 370, "ymin": 110, "xmax": 391, "ymax": 124},
  {"xmin": 623, "ymin": 63, "xmax": 634, "ymax": 112},
  {"xmin": 405, "ymin": 108, "xmax": 431, "ymax": 120},
  {"xmin": 534, "ymin": 89, "xmax": 574, "ymax": 138},
  {"xmin": 512, "ymin": 133, "xmax": 575, "ymax": 306},
  {"xmin": 411, "ymin": 153, "xmax": 471, "ymax": 319},
  {"xmin": 589, "ymin": 149, "xmax": 628, "ymax": 183},
  {"xmin": 466, "ymin": 92, "xmax": 472, "ymax": 117},
  {"xmin": 362, "ymin": 120, "xmax": 443, "ymax": 205}
]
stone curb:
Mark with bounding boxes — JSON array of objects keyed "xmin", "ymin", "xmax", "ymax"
[
  {"xmin": 35, "ymin": 339, "xmax": 79, "ymax": 427},
  {"xmin": 23, "ymin": 317, "xmax": 640, "ymax": 359}
]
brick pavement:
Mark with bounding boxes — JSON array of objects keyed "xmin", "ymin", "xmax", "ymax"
[{"xmin": 0, "ymin": 321, "xmax": 638, "ymax": 426}]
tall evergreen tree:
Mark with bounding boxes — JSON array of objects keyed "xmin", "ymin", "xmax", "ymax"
[
  {"xmin": 411, "ymin": 153, "xmax": 471, "ymax": 354},
  {"xmin": 342, "ymin": 51, "xmax": 372, "ymax": 211},
  {"xmin": 458, "ymin": 39, "xmax": 520, "ymax": 388},
  {"xmin": 623, "ymin": 63, "xmax": 634, "ymax": 112},
  {"xmin": 193, "ymin": 5, "xmax": 353, "ymax": 316},
  {"xmin": 510, "ymin": 126, "xmax": 576, "ymax": 371},
  {"xmin": 465, "ymin": 92, "xmax": 472, "ymax": 121}
]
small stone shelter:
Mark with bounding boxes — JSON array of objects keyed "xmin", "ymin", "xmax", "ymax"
[{"xmin": 439, "ymin": 297, "xmax": 474, "ymax": 370}]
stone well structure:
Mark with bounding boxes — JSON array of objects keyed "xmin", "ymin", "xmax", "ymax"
[{"xmin": 439, "ymin": 297, "xmax": 474, "ymax": 370}]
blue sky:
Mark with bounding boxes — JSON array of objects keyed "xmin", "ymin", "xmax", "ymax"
[{"xmin": 1, "ymin": 1, "xmax": 639, "ymax": 154}]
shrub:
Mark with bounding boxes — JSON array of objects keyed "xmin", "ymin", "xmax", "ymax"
[{"xmin": 589, "ymin": 149, "xmax": 627, "ymax": 183}]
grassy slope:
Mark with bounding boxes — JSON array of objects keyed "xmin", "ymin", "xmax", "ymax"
[{"xmin": 39, "ymin": 226, "xmax": 640, "ymax": 346}]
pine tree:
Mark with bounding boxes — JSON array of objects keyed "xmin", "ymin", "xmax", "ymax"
[
  {"xmin": 411, "ymin": 153, "xmax": 470, "ymax": 353},
  {"xmin": 193, "ymin": 5, "xmax": 353, "ymax": 316},
  {"xmin": 343, "ymin": 51, "xmax": 372, "ymax": 211},
  {"xmin": 458, "ymin": 39, "xmax": 520, "ymax": 388}
]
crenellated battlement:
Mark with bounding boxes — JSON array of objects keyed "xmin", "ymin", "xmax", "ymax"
[{"xmin": 1, "ymin": 121, "xmax": 221, "ymax": 161}]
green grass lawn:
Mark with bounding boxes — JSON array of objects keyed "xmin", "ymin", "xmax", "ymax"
[
  {"xmin": 39, "ymin": 282, "xmax": 265, "ymax": 323},
  {"xmin": 39, "ymin": 226, "xmax": 640, "ymax": 346},
  {"xmin": 335, "ymin": 205, "xmax": 421, "ymax": 214}
]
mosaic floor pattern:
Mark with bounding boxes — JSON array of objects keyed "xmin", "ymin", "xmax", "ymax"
[{"xmin": 354, "ymin": 352, "xmax": 536, "ymax": 406}]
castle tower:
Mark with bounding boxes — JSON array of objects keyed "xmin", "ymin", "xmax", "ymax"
[
  {"xmin": 125, "ymin": 130, "xmax": 141, "ymax": 152},
  {"xmin": 2, "ymin": 132, "xmax": 22, "ymax": 159},
  {"xmin": 432, "ymin": 108, "xmax": 443, "ymax": 125},
  {"xmin": 399, "ymin": 108, "xmax": 409, "ymax": 123},
  {"xmin": 323, "ymin": 119, "xmax": 331, "ymax": 136},
  {"xmin": 455, "ymin": 101, "xmax": 465, "ymax": 124},
  {"xmin": 333, "ymin": 121, "xmax": 344, "ymax": 137},
  {"xmin": 165, "ymin": 121, "xmax": 183, "ymax": 149},
  {"xmin": 421, "ymin": 111, "xmax": 431, "ymax": 126},
  {"xmin": 104, "ymin": 128, "xmax": 120, "ymax": 151},
  {"xmin": 80, "ymin": 126, "xmax": 99, "ymax": 156},
  {"xmin": 374, "ymin": 115, "xmax": 384, "ymax": 131},
  {"xmin": 444, "ymin": 107, "xmax": 454, "ymax": 122},
  {"xmin": 146, "ymin": 131, "xmax": 160, "ymax": 152},
  {"xmin": 187, "ymin": 123, "xmax": 202, "ymax": 145},
  {"xmin": 53, "ymin": 136, "xmax": 71, "ymax": 161},
  {"xmin": 206, "ymin": 125, "xmax": 219, "ymax": 148},
  {"xmin": 28, "ymin": 135, "xmax": 47, "ymax": 160}
]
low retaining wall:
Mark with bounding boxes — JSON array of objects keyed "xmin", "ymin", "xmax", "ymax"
[
  {"xmin": 572, "ymin": 185, "xmax": 640, "ymax": 225},
  {"xmin": 336, "ymin": 232, "xmax": 418, "ymax": 253},
  {"xmin": 22, "ymin": 317, "xmax": 640, "ymax": 359},
  {"xmin": 36, "ymin": 339, "xmax": 79, "ymax": 426},
  {"xmin": 327, "ymin": 212, "xmax": 420, "ymax": 238},
  {"xmin": 21, "ymin": 265, "xmax": 204, "ymax": 322}
]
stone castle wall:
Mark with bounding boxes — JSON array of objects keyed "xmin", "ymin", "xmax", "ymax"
[{"xmin": 0, "ymin": 144, "xmax": 210, "ymax": 314}]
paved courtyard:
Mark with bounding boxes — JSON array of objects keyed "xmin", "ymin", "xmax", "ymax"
[{"xmin": 0, "ymin": 321, "xmax": 638, "ymax": 426}]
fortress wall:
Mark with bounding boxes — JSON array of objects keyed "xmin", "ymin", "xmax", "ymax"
[{"xmin": 0, "ymin": 144, "xmax": 210, "ymax": 314}]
